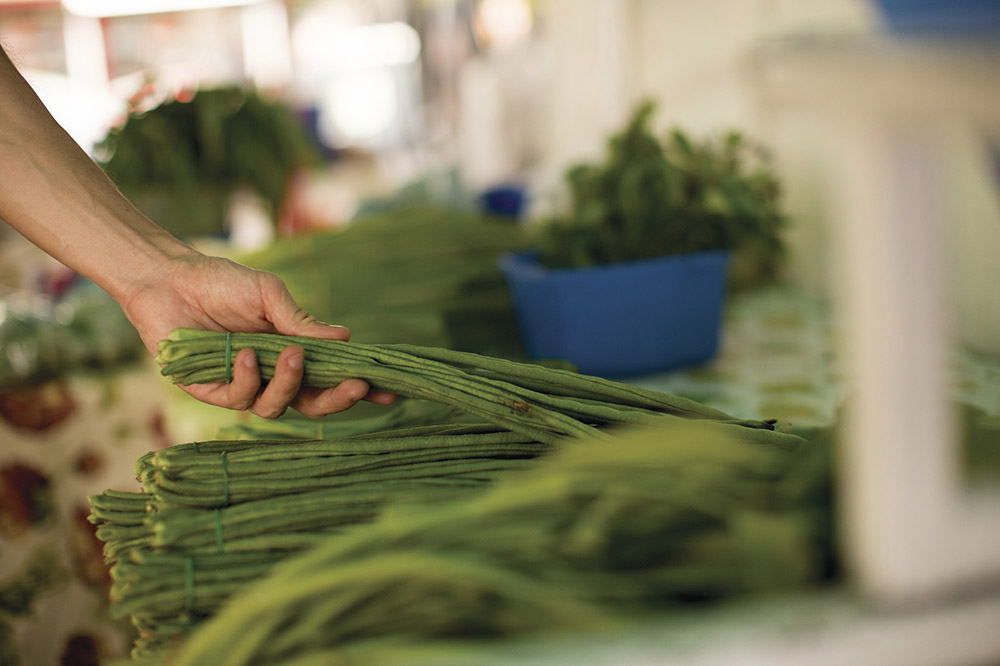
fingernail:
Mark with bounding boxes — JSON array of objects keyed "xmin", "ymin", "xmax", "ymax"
[
  {"xmin": 242, "ymin": 351, "xmax": 256, "ymax": 368},
  {"xmin": 288, "ymin": 353, "xmax": 303, "ymax": 370}
]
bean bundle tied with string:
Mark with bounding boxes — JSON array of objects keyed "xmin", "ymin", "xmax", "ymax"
[
  {"xmin": 155, "ymin": 329, "xmax": 789, "ymax": 445},
  {"xmin": 91, "ymin": 422, "xmax": 556, "ymax": 657}
]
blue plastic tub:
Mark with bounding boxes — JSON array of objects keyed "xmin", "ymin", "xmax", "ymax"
[
  {"xmin": 872, "ymin": 0, "xmax": 1000, "ymax": 35},
  {"xmin": 499, "ymin": 250, "xmax": 729, "ymax": 378}
]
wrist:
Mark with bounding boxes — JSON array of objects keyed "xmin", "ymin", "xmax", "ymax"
[{"xmin": 96, "ymin": 206, "xmax": 203, "ymax": 305}]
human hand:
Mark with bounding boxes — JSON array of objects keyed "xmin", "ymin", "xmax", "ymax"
[
  {"xmin": 1, "ymin": 43, "xmax": 391, "ymax": 420},
  {"xmin": 119, "ymin": 250, "xmax": 396, "ymax": 418}
]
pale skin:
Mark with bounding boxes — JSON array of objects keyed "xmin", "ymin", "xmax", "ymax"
[{"xmin": 0, "ymin": 43, "xmax": 395, "ymax": 418}]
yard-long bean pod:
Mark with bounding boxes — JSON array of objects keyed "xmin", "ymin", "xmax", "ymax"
[
  {"xmin": 157, "ymin": 329, "xmax": 793, "ymax": 445},
  {"xmin": 150, "ymin": 430, "xmax": 541, "ymax": 471},
  {"xmin": 162, "ymin": 329, "xmax": 761, "ymax": 427},
  {"xmin": 167, "ymin": 349, "xmax": 594, "ymax": 445}
]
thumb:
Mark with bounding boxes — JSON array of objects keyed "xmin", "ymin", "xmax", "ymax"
[{"xmin": 261, "ymin": 273, "xmax": 351, "ymax": 342}]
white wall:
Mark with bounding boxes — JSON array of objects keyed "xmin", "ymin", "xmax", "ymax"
[{"xmin": 535, "ymin": 0, "xmax": 879, "ymax": 292}]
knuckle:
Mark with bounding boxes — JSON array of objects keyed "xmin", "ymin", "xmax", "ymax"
[
  {"xmin": 232, "ymin": 396, "xmax": 256, "ymax": 412},
  {"xmin": 299, "ymin": 393, "xmax": 350, "ymax": 418},
  {"xmin": 252, "ymin": 404, "xmax": 287, "ymax": 419},
  {"xmin": 259, "ymin": 270, "xmax": 286, "ymax": 293},
  {"xmin": 294, "ymin": 404, "xmax": 322, "ymax": 419}
]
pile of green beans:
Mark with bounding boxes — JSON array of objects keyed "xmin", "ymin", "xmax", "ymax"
[
  {"xmin": 142, "ymin": 420, "xmax": 831, "ymax": 666},
  {"xmin": 157, "ymin": 329, "xmax": 790, "ymax": 447},
  {"xmin": 89, "ymin": 425, "xmax": 555, "ymax": 657},
  {"xmin": 96, "ymin": 329, "xmax": 807, "ymax": 659}
]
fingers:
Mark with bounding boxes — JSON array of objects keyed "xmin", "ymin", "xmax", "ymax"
[
  {"xmin": 177, "ymin": 347, "xmax": 260, "ymax": 411},
  {"xmin": 296, "ymin": 318, "xmax": 352, "ymax": 342},
  {"xmin": 291, "ymin": 379, "xmax": 367, "ymax": 418},
  {"xmin": 256, "ymin": 280, "xmax": 400, "ymax": 413},
  {"xmin": 259, "ymin": 272, "xmax": 351, "ymax": 341},
  {"xmin": 178, "ymin": 345, "xmax": 396, "ymax": 419},
  {"xmin": 227, "ymin": 348, "xmax": 262, "ymax": 409},
  {"xmin": 365, "ymin": 391, "xmax": 398, "ymax": 406},
  {"xmin": 249, "ymin": 345, "xmax": 305, "ymax": 419},
  {"xmin": 293, "ymin": 382, "xmax": 399, "ymax": 418}
]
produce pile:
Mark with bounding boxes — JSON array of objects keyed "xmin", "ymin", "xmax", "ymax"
[
  {"xmin": 98, "ymin": 87, "xmax": 320, "ymax": 238},
  {"xmin": 532, "ymin": 100, "xmax": 786, "ymax": 288},
  {"xmin": 90, "ymin": 331, "xmax": 824, "ymax": 661},
  {"xmin": 0, "ymin": 281, "xmax": 143, "ymax": 389},
  {"xmin": 161, "ymin": 421, "xmax": 830, "ymax": 666},
  {"xmin": 238, "ymin": 204, "xmax": 528, "ymax": 356},
  {"xmin": 104, "ymin": 421, "xmax": 831, "ymax": 666},
  {"xmin": 90, "ymin": 424, "xmax": 553, "ymax": 656}
]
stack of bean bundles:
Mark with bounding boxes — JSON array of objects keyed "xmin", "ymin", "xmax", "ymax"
[{"xmin": 90, "ymin": 329, "xmax": 808, "ymax": 659}]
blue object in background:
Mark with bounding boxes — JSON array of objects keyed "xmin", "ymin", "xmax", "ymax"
[
  {"xmin": 499, "ymin": 250, "xmax": 730, "ymax": 378},
  {"xmin": 872, "ymin": 0, "xmax": 1000, "ymax": 36},
  {"xmin": 480, "ymin": 184, "xmax": 527, "ymax": 219}
]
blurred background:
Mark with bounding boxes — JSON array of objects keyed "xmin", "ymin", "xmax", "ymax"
[{"xmin": 1, "ymin": 1, "xmax": 999, "ymax": 664}]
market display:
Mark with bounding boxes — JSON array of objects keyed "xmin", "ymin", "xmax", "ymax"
[
  {"xmin": 163, "ymin": 422, "xmax": 829, "ymax": 666},
  {"xmin": 90, "ymin": 331, "xmax": 820, "ymax": 661},
  {"xmin": 90, "ymin": 424, "xmax": 554, "ymax": 656},
  {"xmin": 93, "ymin": 418, "xmax": 830, "ymax": 665},
  {"xmin": 5, "ymin": 3, "xmax": 999, "ymax": 665}
]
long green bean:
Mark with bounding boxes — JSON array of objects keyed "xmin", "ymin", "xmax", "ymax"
[{"xmin": 156, "ymin": 329, "xmax": 789, "ymax": 445}]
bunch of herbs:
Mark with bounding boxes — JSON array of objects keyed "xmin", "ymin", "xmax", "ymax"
[{"xmin": 535, "ymin": 100, "xmax": 786, "ymax": 287}]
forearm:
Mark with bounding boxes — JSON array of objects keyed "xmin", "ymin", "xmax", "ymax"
[{"xmin": 0, "ymin": 44, "xmax": 196, "ymax": 303}]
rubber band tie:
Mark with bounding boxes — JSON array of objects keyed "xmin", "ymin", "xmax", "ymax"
[
  {"xmin": 214, "ymin": 508, "xmax": 225, "ymax": 553},
  {"xmin": 224, "ymin": 332, "xmax": 233, "ymax": 383},
  {"xmin": 184, "ymin": 557, "xmax": 195, "ymax": 613},
  {"xmin": 192, "ymin": 441, "xmax": 200, "ymax": 454}
]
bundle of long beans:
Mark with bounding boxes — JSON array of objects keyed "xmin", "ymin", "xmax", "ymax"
[
  {"xmin": 157, "ymin": 329, "xmax": 795, "ymax": 447},
  {"xmin": 144, "ymin": 420, "xmax": 832, "ymax": 666},
  {"xmin": 90, "ymin": 424, "xmax": 555, "ymax": 656}
]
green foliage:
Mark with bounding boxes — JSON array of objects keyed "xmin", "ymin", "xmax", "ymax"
[
  {"xmin": 238, "ymin": 204, "xmax": 529, "ymax": 355},
  {"xmin": 0, "ymin": 548, "xmax": 67, "ymax": 615},
  {"xmin": 97, "ymin": 87, "xmax": 321, "ymax": 237},
  {"xmin": 535, "ymin": 100, "xmax": 787, "ymax": 286}
]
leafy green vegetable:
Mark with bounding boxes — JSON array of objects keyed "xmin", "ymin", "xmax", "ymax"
[
  {"xmin": 535, "ymin": 100, "xmax": 786, "ymax": 287},
  {"xmin": 97, "ymin": 87, "xmax": 321, "ymax": 237}
]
